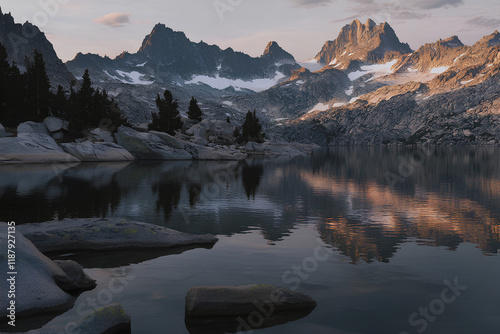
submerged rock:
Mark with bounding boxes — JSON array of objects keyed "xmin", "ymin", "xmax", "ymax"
[
  {"xmin": 0, "ymin": 225, "xmax": 95, "ymax": 321},
  {"xmin": 185, "ymin": 284, "xmax": 317, "ymax": 317},
  {"xmin": 0, "ymin": 133, "xmax": 80, "ymax": 163},
  {"xmin": 61, "ymin": 141, "xmax": 135, "ymax": 162},
  {"xmin": 17, "ymin": 218, "xmax": 219, "ymax": 253}
]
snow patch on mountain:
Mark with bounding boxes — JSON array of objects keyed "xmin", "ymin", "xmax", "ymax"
[
  {"xmin": 429, "ymin": 66, "xmax": 449, "ymax": 74},
  {"xmin": 307, "ymin": 102, "xmax": 331, "ymax": 114},
  {"xmin": 348, "ymin": 59, "xmax": 398, "ymax": 81},
  {"xmin": 299, "ymin": 59, "xmax": 323, "ymax": 72},
  {"xmin": 454, "ymin": 53, "xmax": 466, "ymax": 63},
  {"xmin": 104, "ymin": 70, "xmax": 155, "ymax": 85},
  {"xmin": 185, "ymin": 72, "xmax": 285, "ymax": 92}
]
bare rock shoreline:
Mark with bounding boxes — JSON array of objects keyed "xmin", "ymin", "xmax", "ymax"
[{"xmin": 0, "ymin": 120, "xmax": 319, "ymax": 164}]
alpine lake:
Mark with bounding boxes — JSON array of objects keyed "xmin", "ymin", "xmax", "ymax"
[{"xmin": 1, "ymin": 147, "xmax": 499, "ymax": 334}]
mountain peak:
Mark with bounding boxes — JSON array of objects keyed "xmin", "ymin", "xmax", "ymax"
[
  {"xmin": 262, "ymin": 41, "xmax": 295, "ymax": 63},
  {"xmin": 138, "ymin": 24, "xmax": 190, "ymax": 57},
  {"xmin": 366, "ymin": 19, "xmax": 376, "ymax": 28},
  {"xmin": 474, "ymin": 30, "xmax": 500, "ymax": 47},
  {"xmin": 441, "ymin": 35, "xmax": 464, "ymax": 48},
  {"xmin": 315, "ymin": 19, "xmax": 411, "ymax": 67}
]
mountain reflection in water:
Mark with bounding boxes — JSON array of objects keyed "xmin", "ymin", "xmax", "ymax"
[{"xmin": 0, "ymin": 147, "xmax": 499, "ymax": 264}]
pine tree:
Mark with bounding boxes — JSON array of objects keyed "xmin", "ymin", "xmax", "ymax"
[
  {"xmin": 149, "ymin": 89, "xmax": 182, "ymax": 135},
  {"xmin": 0, "ymin": 43, "xmax": 10, "ymax": 123},
  {"xmin": 26, "ymin": 50, "xmax": 51, "ymax": 122},
  {"xmin": 68, "ymin": 69, "xmax": 126, "ymax": 134},
  {"xmin": 187, "ymin": 96, "xmax": 203, "ymax": 122},
  {"xmin": 52, "ymin": 85, "xmax": 67, "ymax": 118},
  {"xmin": 0, "ymin": 42, "xmax": 28, "ymax": 126},
  {"xmin": 240, "ymin": 110, "xmax": 264, "ymax": 143}
]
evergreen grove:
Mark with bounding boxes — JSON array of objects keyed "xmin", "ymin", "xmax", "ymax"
[{"xmin": 0, "ymin": 42, "xmax": 127, "ymax": 133}]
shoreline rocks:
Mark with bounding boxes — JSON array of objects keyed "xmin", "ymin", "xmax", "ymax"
[
  {"xmin": 61, "ymin": 141, "xmax": 136, "ymax": 162},
  {"xmin": 0, "ymin": 121, "xmax": 318, "ymax": 164},
  {"xmin": 0, "ymin": 133, "xmax": 80, "ymax": 163},
  {"xmin": 17, "ymin": 218, "xmax": 219, "ymax": 253},
  {"xmin": 0, "ymin": 226, "xmax": 96, "ymax": 323}
]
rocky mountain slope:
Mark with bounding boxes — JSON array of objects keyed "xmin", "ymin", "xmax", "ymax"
[{"xmin": 0, "ymin": 8, "xmax": 74, "ymax": 89}]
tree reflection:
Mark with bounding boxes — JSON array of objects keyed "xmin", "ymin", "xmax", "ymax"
[
  {"xmin": 153, "ymin": 179, "xmax": 182, "ymax": 220},
  {"xmin": 242, "ymin": 163, "xmax": 264, "ymax": 199}
]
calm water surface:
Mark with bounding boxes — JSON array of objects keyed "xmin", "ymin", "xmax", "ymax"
[{"xmin": 1, "ymin": 147, "xmax": 500, "ymax": 334}]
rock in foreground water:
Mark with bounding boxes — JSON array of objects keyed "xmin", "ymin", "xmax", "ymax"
[
  {"xmin": 17, "ymin": 218, "xmax": 219, "ymax": 253},
  {"xmin": 185, "ymin": 284, "xmax": 317, "ymax": 317},
  {"xmin": 0, "ymin": 225, "xmax": 95, "ymax": 322}
]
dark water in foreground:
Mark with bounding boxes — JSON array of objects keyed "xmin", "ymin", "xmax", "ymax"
[{"xmin": 1, "ymin": 147, "xmax": 500, "ymax": 334}]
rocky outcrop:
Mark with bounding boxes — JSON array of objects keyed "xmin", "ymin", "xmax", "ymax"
[
  {"xmin": 0, "ymin": 133, "xmax": 80, "ymax": 163},
  {"xmin": 395, "ymin": 36, "xmax": 470, "ymax": 73},
  {"xmin": 116, "ymin": 126, "xmax": 241, "ymax": 160},
  {"xmin": 230, "ymin": 67, "xmax": 350, "ymax": 119},
  {"xmin": 289, "ymin": 73, "xmax": 500, "ymax": 146},
  {"xmin": 43, "ymin": 117, "xmax": 66, "ymax": 133},
  {"xmin": 89, "ymin": 128, "xmax": 115, "ymax": 142},
  {"xmin": 0, "ymin": 123, "xmax": 5, "ymax": 138},
  {"xmin": 186, "ymin": 119, "xmax": 236, "ymax": 146},
  {"xmin": 61, "ymin": 141, "xmax": 135, "ymax": 162},
  {"xmin": 314, "ymin": 19, "xmax": 412, "ymax": 68},
  {"xmin": 0, "ymin": 225, "xmax": 95, "ymax": 320},
  {"xmin": 17, "ymin": 121, "xmax": 50, "ymax": 136},
  {"xmin": 17, "ymin": 218, "xmax": 219, "ymax": 252},
  {"xmin": 185, "ymin": 284, "xmax": 316, "ymax": 317},
  {"xmin": 116, "ymin": 126, "xmax": 193, "ymax": 160}
]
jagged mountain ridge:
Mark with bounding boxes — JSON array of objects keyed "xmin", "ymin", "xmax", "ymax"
[
  {"xmin": 67, "ymin": 23, "xmax": 299, "ymax": 82},
  {"xmin": 1, "ymin": 9, "xmax": 499, "ymax": 146},
  {"xmin": 313, "ymin": 19, "xmax": 412, "ymax": 70},
  {"xmin": 0, "ymin": 8, "xmax": 74, "ymax": 89}
]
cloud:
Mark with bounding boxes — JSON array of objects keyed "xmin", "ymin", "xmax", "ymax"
[
  {"xmin": 465, "ymin": 15, "xmax": 500, "ymax": 29},
  {"xmin": 291, "ymin": 0, "xmax": 334, "ymax": 8},
  {"xmin": 94, "ymin": 12, "xmax": 131, "ymax": 28},
  {"xmin": 411, "ymin": 0, "xmax": 464, "ymax": 10}
]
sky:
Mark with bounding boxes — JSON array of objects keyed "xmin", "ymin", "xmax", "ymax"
[{"xmin": 1, "ymin": 0, "xmax": 500, "ymax": 62}]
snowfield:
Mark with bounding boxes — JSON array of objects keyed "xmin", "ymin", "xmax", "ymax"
[
  {"xmin": 429, "ymin": 66, "xmax": 449, "ymax": 74},
  {"xmin": 348, "ymin": 59, "xmax": 398, "ymax": 81},
  {"xmin": 104, "ymin": 70, "xmax": 155, "ymax": 85},
  {"xmin": 185, "ymin": 72, "xmax": 285, "ymax": 92},
  {"xmin": 307, "ymin": 102, "xmax": 331, "ymax": 114}
]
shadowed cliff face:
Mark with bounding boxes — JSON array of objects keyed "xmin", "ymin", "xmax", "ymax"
[{"xmin": 0, "ymin": 9, "xmax": 74, "ymax": 89}]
